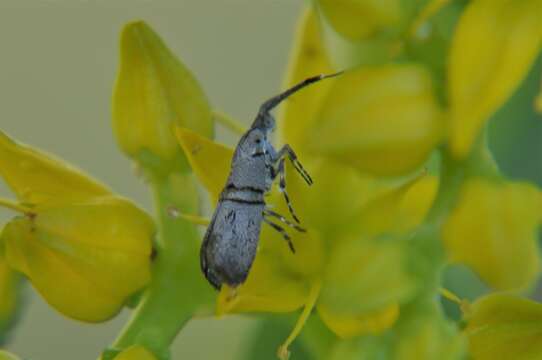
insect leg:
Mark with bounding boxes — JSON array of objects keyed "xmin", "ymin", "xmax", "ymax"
[
  {"xmin": 277, "ymin": 158, "xmax": 301, "ymax": 224},
  {"xmin": 263, "ymin": 217, "xmax": 296, "ymax": 253},
  {"xmin": 275, "ymin": 144, "xmax": 313, "ymax": 185},
  {"xmin": 264, "ymin": 208, "xmax": 306, "ymax": 232}
]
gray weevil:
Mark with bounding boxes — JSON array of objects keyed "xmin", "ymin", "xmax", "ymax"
[{"xmin": 201, "ymin": 72, "xmax": 341, "ymax": 290}]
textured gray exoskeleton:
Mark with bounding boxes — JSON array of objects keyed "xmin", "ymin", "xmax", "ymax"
[{"xmin": 201, "ymin": 73, "xmax": 342, "ymax": 290}]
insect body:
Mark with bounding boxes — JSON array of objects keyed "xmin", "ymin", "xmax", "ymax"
[{"xmin": 201, "ymin": 73, "xmax": 341, "ymax": 290}]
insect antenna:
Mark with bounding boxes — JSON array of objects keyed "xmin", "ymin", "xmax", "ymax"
[{"xmin": 252, "ymin": 71, "xmax": 343, "ymax": 128}]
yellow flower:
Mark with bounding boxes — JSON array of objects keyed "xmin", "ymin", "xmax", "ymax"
[
  {"xmin": 442, "ymin": 177, "xmax": 542, "ymax": 290},
  {"xmin": 315, "ymin": 0, "xmax": 401, "ymax": 40},
  {"xmin": 354, "ymin": 174, "xmax": 439, "ymax": 237},
  {"xmin": 0, "ymin": 131, "xmax": 109, "ymax": 205},
  {"xmin": 448, "ymin": 0, "xmax": 542, "ymax": 157},
  {"xmin": 175, "ymin": 127, "xmax": 232, "ymax": 204},
  {"xmin": 112, "ymin": 20, "xmax": 213, "ymax": 171},
  {"xmin": 306, "ymin": 64, "xmax": 443, "ymax": 176},
  {"xmin": 280, "ymin": 10, "xmax": 444, "ymax": 177},
  {"xmin": 0, "ymin": 131, "xmax": 154, "ymax": 322},
  {"xmin": 464, "ymin": 293, "xmax": 542, "ymax": 360}
]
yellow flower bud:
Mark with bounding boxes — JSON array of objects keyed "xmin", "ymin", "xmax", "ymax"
[
  {"xmin": 0, "ymin": 131, "xmax": 110, "ymax": 205},
  {"xmin": 356, "ymin": 174, "xmax": 439, "ymax": 237},
  {"xmin": 113, "ymin": 21, "xmax": 213, "ymax": 166},
  {"xmin": 315, "ymin": 0, "xmax": 401, "ymax": 40},
  {"xmin": 317, "ymin": 238, "xmax": 417, "ymax": 338},
  {"xmin": 307, "ymin": 64, "xmax": 443, "ymax": 176},
  {"xmin": 284, "ymin": 158, "xmax": 387, "ymax": 236},
  {"xmin": 175, "ymin": 127, "xmax": 233, "ymax": 203},
  {"xmin": 442, "ymin": 178, "xmax": 542, "ymax": 290},
  {"xmin": 317, "ymin": 302, "xmax": 399, "ymax": 339},
  {"xmin": 2, "ymin": 196, "xmax": 154, "ymax": 322},
  {"xmin": 448, "ymin": 0, "xmax": 542, "ymax": 157},
  {"xmin": 465, "ymin": 293, "xmax": 542, "ymax": 360}
]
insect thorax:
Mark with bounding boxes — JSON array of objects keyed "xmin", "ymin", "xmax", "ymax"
[{"xmin": 225, "ymin": 128, "xmax": 274, "ymax": 193}]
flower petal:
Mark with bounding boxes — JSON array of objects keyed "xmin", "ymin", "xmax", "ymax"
[
  {"xmin": 316, "ymin": 0, "xmax": 401, "ymax": 40},
  {"xmin": 307, "ymin": 64, "xmax": 443, "ymax": 176},
  {"xmin": 0, "ymin": 131, "xmax": 110, "ymax": 205},
  {"xmin": 318, "ymin": 237, "xmax": 417, "ymax": 336},
  {"xmin": 442, "ymin": 178, "xmax": 542, "ymax": 290},
  {"xmin": 278, "ymin": 8, "xmax": 335, "ymax": 150},
  {"xmin": 113, "ymin": 21, "xmax": 212, "ymax": 162},
  {"xmin": 217, "ymin": 247, "xmax": 309, "ymax": 315},
  {"xmin": 175, "ymin": 127, "xmax": 233, "ymax": 202},
  {"xmin": 3, "ymin": 197, "xmax": 154, "ymax": 322},
  {"xmin": 217, "ymin": 214, "xmax": 322, "ymax": 315},
  {"xmin": 465, "ymin": 293, "xmax": 542, "ymax": 360},
  {"xmin": 282, "ymin": 158, "xmax": 389, "ymax": 238},
  {"xmin": 448, "ymin": 0, "xmax": 542, "ymax": 157},
  {"xmin": 356, "ymin": 174, "xmax": 439, "ymax": 237},
  {"xmin": 317, "ymin": 302, "xmax": 399, "ymax": 339}
]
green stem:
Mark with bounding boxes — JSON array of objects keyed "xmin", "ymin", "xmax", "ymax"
[
  {"xmin": 427, "ymin": 134, "xmax": 501, "ymax": 226},
  {"xmin": 425, "ymin": 149, "xmax": 466, "ymax": 226},
  {"xmin": 111, "ymin": 173, "xmax": 213, "ymax": 359}
]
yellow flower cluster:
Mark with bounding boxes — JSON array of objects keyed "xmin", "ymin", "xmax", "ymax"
[
  {"xmin": 0, "ymin": 131, "xmax": 154, "ymax": 322},
  {"xmin": 0, "ymin": 0, "xmax": 540, "ymax": 359}
]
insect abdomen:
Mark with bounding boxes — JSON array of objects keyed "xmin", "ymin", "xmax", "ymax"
[{"xmin": 200, "ymin": 199, "xmax": 264, "ymax": 289}]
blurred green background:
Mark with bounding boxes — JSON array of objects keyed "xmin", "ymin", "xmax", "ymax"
[
  {"xmin": 0, "ymin": 0, "xmax": 302, "ymax": 359},
  {"xmin": 0, "ymin": 1, "xmax": 540, "ymax": 359}
]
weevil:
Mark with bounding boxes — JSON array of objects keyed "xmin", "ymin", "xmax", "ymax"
[{"xmin": 201, "ymin": 72, "xmax": 341, "ymax": 290}]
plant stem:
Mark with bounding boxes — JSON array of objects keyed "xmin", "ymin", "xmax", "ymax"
[
  {"xmin": 278, "ymin": 281, "xmax": 322, "ymax": 360},
  {"xmin": 111, "ymin": 173, "xmax": 213, "ymax": 359},
  {"xmin": 425, "ymin": 149, "xmax": 466, "ymax": 226},
  {"xmin": 426, "ymin": 134, "xmax": 500, "ymax": 226}
]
